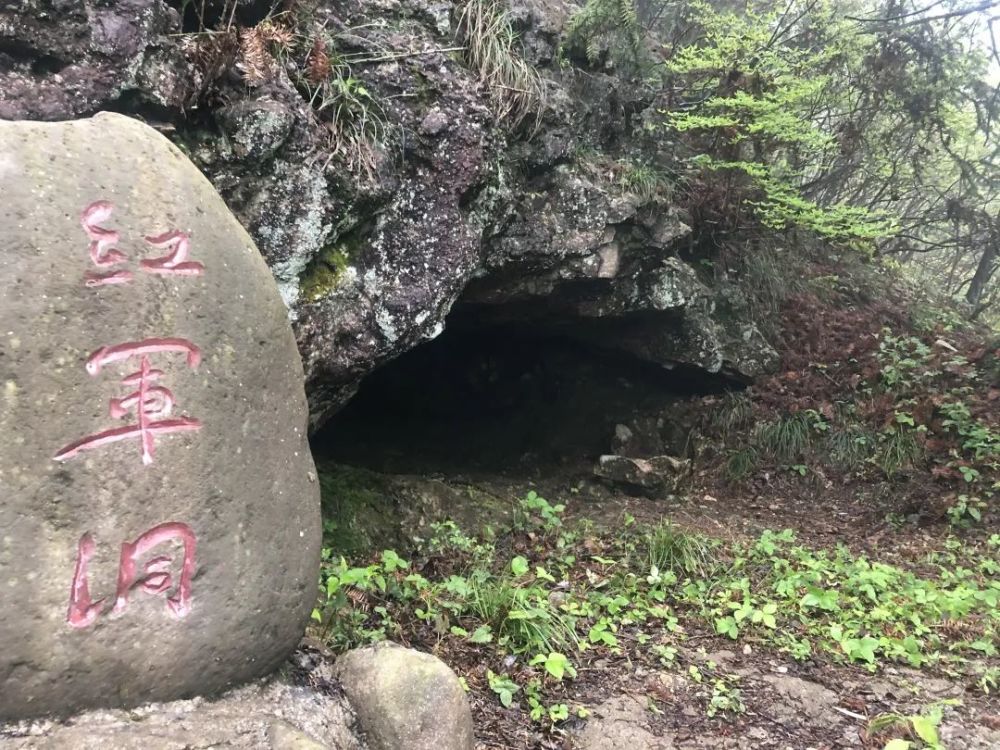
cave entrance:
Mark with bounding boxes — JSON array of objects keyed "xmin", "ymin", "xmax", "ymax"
[{"xmin": 311, "ymin": 309, "xmax": 738, "ymax": 478}]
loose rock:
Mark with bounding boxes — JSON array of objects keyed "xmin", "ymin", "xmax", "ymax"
[
  {"xmin": 334, "ymin": 643, "xmax": 474, "ymax": 750},
  {"xmin": 595, "ymin": 454, "xmax": 691, "ymax": 493}
]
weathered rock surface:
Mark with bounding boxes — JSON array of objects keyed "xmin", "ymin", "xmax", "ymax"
[
  {"xmin": 0, "ymin": 674, "xmax": 365, "ymax": 750},
  {"xmin": 0, "ymin": 0, "xmax": 193, "ymax": 121},
  {"xmin": 576, "ymin": 695, "xmax": 673, "ymax": 749},
  {"xmin": 611, "ymin": 416, "xmax": 691, "ymax": 459},
  {"xmin": 0, "ymin": 113, "xmax": 320, "ymax": 719},
  {"xmin": 0, "ymin": 0, "xmax": 779, "ymax": 429},
  {"xmin": 334, "ymin": 643, "xmax": 474, "ymax": 750}
]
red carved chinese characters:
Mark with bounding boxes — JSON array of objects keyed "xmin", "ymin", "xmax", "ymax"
[
  {"xmin": 63, "ymin": 201, "xmax": 205, "ymax": 629},
  {"xmin": 141, "ymin": 231, "xmax": 205, "ymax": 277},
  {"xmin": 67, "ymin": 523, "xmax": 197, "ymax": 629},
  {"xmin": 80, "ymin": 200, "xmax": 203, "ymax": 286},
  {"xmin": 66, "ymin": 533, "xmax": 105, "ymax": 629},
  {"xmin": 82, "ymin": 201, "xmax": 132, "ymax": 287},
  {"xmin": 55, "ymin": 339, "xmax": 202, "ymax": 465}
]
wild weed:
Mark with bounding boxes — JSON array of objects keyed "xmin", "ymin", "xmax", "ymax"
[
  {"xmin": 741, "ymin": 247, "xmax": 807, "ymax": 325},
  {"xmin": 876, "ymin": 427, "xmax": 924, "ymax": 477},
  {"xmin": 467, "ymin": 572, "xmax": 577, "ymax": 653},
  {"xmin": 724, "ymin": 447, "xmax": 759, "ymax": 482},
  {"xmin": 645, "ymin": 521, "xmax": 718, "ymax": 579},
  {"xmin": 618, "ymin": 161, "xmax": 662, "ymax": 203},
  {"xmin": 300, "ymin": 38, "xmax": 389, "ymax": 178},
  {"xmin": 711, "ymin": 392, "xmax": 754, "ymax": 439},
  {"xmin": 456, "ymin": 0, "xmax": 545, "ymax": 129},
  {"xmin": 755, "ymin": 412, "xmax": 813, "ymax": 463},
  {"xmin": 825, "ymin": 424, "xmax": 876, "ymax": 470}
]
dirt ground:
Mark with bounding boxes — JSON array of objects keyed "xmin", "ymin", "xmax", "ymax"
[{"xmin": 418, "ymin": 472, "xmax": 1000, "ymax": 750}]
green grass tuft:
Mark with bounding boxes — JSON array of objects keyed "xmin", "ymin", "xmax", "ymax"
[
  {"xmin": 724, "ymin": 446, "xmax": 759, "ymax": 482},
  {"xmin": 711, "ymin": 392, "xmax": 755, "ymax": 439},
  {"xmin": 876, "ymin": 429, "xmax": 924, "ymax": 477},
  {"xmin": 755, "ymin": 413, "xmax": 813, "ymax": 463},
  {"xmin": 457, "ymin": 0, "xmax": 546, "ymax": 129},
  {"xmin": 468, "ymin": 572, "xmax": 578, "ymax": 654},
  {"xmin": 645, "ymin": 521, "xmax": 718, "ymax": 579}
]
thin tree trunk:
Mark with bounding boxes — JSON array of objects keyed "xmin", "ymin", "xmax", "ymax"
[{"xmin": 965, "ymin": 227, "xmax": 999, "ymax": 307}]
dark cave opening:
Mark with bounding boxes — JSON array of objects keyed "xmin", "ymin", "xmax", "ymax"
[
  {"xmin": 169, "ymin": 0, "xmax": 273, "ymax": 33},
  {"xmin": 311, "ymin": 307, "xmax": 741, "ymax": 478}
]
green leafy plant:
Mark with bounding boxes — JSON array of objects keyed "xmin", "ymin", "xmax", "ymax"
[
  {"xmin": 517, "ymin": 490, "xmax": 566, "ymax": 531},
  {"xmin": 310, "ymin": 484, "xmax": 998, "ymax": 738},
  {"xmin": 975, "ymin": 666, "xmax": 999, "ymax": 695},
  {"xmin": 946, "ymin": 495, "xmax": 985, "ymax": 527},
  {"xmin": 487, "ymin": 670, "xmax": 520, "ymax": 707},
  {"xmin": 685, "ymin": 528, "xmax": 1000, "ymax": 672},
  {"xmin": 878, "ymin": 332, "xmax": 934, "ymax": 391},
  {"xmin": 529, "ymin": 651, "xmax": 577, "ymax": 681},
  {"xmin": 713, "ymin": 592, "xmax": 778, "ymax": 639},
  {"xmin": 868, "ymin": 701, "xmax": 959, "ymax": 750},
  {"xmin": 707, "ymin": 676, "xmax": 744, "ymax": 718},
  {"xmin": 939, "ymin": 400, "xmax": 1000, "ymax": 460}
]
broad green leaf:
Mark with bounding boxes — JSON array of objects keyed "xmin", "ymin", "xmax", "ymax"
[
  {"xmin": 470, "ymin": 625, "xmax": 494, "ymax": 644},
  {"xmin": 911, "ymin": 715, "xmax": 939, "ymax": 745},
  {"xmin": 511, "ymin": 556, "xmax": 530, "ymax": 576}
]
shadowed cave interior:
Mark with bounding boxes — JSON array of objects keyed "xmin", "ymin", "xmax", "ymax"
[{"xmin": 311, "ymin": 305, "xmax": 740, "ymax": 477}]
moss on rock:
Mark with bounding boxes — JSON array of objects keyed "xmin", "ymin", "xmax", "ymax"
[
  {"xmin": 318, "ymin": 462, "xmax": 400, "ymax": 555},
  {"xmin": 317, "ymin": 461, "xmax": 514, "ymax": 556}
]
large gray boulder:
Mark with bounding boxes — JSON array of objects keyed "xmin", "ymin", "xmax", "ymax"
[
  {"xmin": 334, "ymin": 643, "xmax": 474, "ymax": 750},
  {"xmin": 0, "ymin": 113, "xmax": 321, "ymax": 719}
]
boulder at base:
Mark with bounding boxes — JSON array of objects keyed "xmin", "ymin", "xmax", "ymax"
[
  {"xmin": 334, "ymin": 643, "xmax": 474, "ymax": 750},
  {"xmin": 0, "ymin": 113, "xmax": 321, "ymax": 719}
]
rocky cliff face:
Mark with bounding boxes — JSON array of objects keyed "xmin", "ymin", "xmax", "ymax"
[{"xmin": 0, "ymin": 0, "xmax": 777, "ymax": 428}]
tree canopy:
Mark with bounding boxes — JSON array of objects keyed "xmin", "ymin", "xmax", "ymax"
[{"xmin": 568, "ymin": 0, "xmax": 1000, "ymax": 321}]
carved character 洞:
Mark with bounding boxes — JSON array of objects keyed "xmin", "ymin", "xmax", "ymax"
[{"xmin": 67, "ymin": 523, "xmax": 197, "ymax": 629}]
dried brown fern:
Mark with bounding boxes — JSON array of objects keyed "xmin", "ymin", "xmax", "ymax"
[
  {"xmin": 345, "ymin": 587, "xmax": 371, "ymax": 613},
  {"xmin": 236, "ymin": 25, "xmax": 276, "ymax": 84},
  {"xmin": 260, "ymin": 19, "xmax": 295, "ymax": 49},
  {"xmin": 182, "ymin": 31, "xmax": 240, "ymax": 90},
  {"xmin": 305, "ymin": 36, "xmax": 332, "ymax": 85}
]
